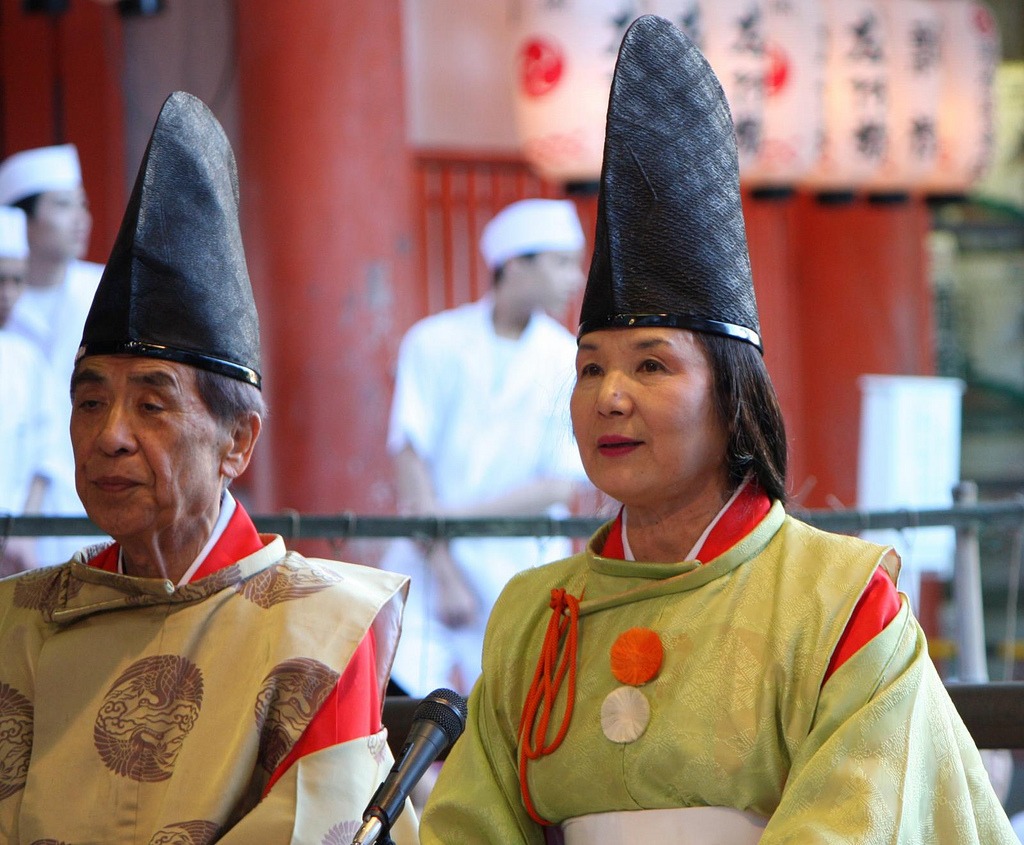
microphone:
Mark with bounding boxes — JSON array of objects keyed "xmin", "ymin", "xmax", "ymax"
[{"xmin": 351, "ymin": 687, "xmax": 468, "ymax": 845}]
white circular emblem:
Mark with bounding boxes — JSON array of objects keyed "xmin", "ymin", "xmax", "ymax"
[{"xmin": 600, "ymin": 685, "xmax": 650, "ymax": 744}]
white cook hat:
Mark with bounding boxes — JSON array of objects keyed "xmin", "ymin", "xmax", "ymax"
[
  {"xmin": 0, "ymin": 206, "xmax": 28, "ymax": 259},
  {"xmin": 479, "ymin": 198, "xmax": 585, "ymax": 271},
  {"xmin": 0, "ymin": 143, "xmax": 82, "ymax": 206}
]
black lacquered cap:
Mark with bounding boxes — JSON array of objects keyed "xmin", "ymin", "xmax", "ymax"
[
  {"xmin": 578, "ymin": 15, "xmax": 762, "ymax": 352},
  {"xmin": 77, "ymin": 91, "xmax": 262, "ymax": 387}
]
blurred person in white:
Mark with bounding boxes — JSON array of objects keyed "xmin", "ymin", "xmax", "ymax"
[
  {"xmin": 0, "ymin": 144, "xmax": 105, "ymax": 564},
  {"xmin": 382, "ymin": 198, "xmax": 594, "ymax": 698},
  {"xmin": 0, "ymin": 205, "xmax": 61, "ymax": 576}
]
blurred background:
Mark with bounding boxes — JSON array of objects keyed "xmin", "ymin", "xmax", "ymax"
[{"xmin": 3, "ymin": 0, "xmax": 1024, "ymax": 693}]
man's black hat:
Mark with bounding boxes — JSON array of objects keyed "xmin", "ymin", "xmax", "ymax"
[
  {"xmin": 578, "ymin": 15, "xmax": 762, "ymax": 352},
  {"xmin": 77, "ymin": 91, "xmax": 262, "ymax": 388}
]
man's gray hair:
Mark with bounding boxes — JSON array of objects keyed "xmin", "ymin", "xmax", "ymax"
[{"xmin": 194, "ymin": 367, "xmax": 267, "ymax": 429}]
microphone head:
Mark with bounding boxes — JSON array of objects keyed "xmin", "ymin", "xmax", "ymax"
[{"xmin": 415, "ymin": 688, "xmax": 469, "ymax": 747}]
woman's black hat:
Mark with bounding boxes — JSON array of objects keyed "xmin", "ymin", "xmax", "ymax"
[{"xmin": 578, "ymin": 15, "xmax": 762, "ymax": 352}]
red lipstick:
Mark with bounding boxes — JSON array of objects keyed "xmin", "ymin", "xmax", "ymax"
[{"xmin": 597, "ymin": 435, "xmax": 640, "ymax": 456}]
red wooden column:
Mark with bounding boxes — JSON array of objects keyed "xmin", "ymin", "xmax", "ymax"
[
  {"xmin": 793, "ymin": 193, "xmax": 934, "ymax": 509},
  {"xmin": 234, "ymin": 3, "xmax": 418, "ymax": 527},
  {"xmin": 742, "ymin": 193, "xmax": 810, "ymax": 503},
  {"xmin": 0, "ymin": 0, "xmax": 125, "ymax": 263}
]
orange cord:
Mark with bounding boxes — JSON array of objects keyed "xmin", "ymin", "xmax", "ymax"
[{"xmin": 517, "ymin": 587, "xmax": 581, "ymax": 825}]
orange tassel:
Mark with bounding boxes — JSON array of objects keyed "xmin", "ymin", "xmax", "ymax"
[{"xmin": 517, "ymin": 587, "xmax": 581, "ymax": 826}]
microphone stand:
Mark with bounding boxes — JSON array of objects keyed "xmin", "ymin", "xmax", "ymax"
[
  {"xmin": 351, "ymin": 688, "xmax": 468, "ymax": 845},
  {"xmin": 351, "ymin": 812, "xmax": 395, "ymax": 845}
]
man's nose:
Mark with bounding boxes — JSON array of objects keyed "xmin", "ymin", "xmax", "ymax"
[{"xmin": 94, "ymin": 405, "xmax": 137, "ymax": 455}]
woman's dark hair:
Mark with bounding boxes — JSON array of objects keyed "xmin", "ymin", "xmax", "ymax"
[
  {"xmin": 194, "ymin": 367, "xmax": 267, "ymax": 429},
  {"xmin": 698, "ymin": 332, "xmax": 788, "ymax": 504}
]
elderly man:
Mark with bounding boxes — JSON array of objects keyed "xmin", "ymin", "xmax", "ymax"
[{"xmin": 0, "ymin": 92, "xmax": 414, "ymax": 844}]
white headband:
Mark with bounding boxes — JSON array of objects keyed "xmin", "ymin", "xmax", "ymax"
[
  {"xmin": 0, "ymin": 143, "xmax": 82, "ymax": 205},
  {"xmin": 480, "ymin": 198, "xmax": 585, "ymax": 271}
]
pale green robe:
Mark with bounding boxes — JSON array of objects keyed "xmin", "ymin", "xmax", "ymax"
[
  {"xmin": 421, "ymin": 503, "xmax": 1016, "ymax": 843},
  {"xmin": 0, "ymin": 536, "xmax": 419, "ymax": 845}
]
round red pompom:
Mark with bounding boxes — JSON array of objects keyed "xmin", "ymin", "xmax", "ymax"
[{"xmin": 610, "ymin": 627, "xmax": 663, "ymax": 686}]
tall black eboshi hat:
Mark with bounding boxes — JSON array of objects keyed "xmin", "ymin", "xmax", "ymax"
[
  {"xmin": 77, "ymin": 91, "xmax": 262, "ymax": 388},
  {"xmin": 578, "ymin": 15, "xmax": 762, "ymax": 352}
]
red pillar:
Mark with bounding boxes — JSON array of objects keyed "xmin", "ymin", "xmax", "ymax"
[
  {"xmin": 234, "ymin": 3, "xmax": 418, "ymax": 526},
  {"xmin": 742, "ymin": 193, "xmax": 810, "ymax": 503},
  {"xmin": 793, "ymin": 194, "xmax": 935, "ymax": 509},
  {"xmin": 0, "ymin": 0, "xmax": 125, "ymax": 262}
]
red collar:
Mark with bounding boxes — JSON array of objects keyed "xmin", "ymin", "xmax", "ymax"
[
  {"xmin": 600, "ymin": 482, "xmax": 771, "ymax": 562},
  {"xmin": 87, "ymin": 502, "xmax": 265, "ymax": 580}
]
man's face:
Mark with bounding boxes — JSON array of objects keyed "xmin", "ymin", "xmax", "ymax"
[
  {"xmin": 70, "ymin": 356, "xmax": 235, "ymax": 550},
  {"xmin": 27, "ymin": 187, "xmax": 92, "ymax": 263},
  {"xmin": 505, "ymin": 248, "xmax": 585, "ymax": 321},
  {"xmin": 0, "ymin": 256, "xmax": 26, "ymax": 326}
]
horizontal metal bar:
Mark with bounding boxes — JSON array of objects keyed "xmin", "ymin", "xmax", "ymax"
[
  {"xmin": 383, "ymin": 683, "xmax": 1024, "ymax": 756},
  {"xmin": 3, "ymin": 499, "xmax": 1023, "ymax": 540},
  {"xmin": 790, "ymin": 499, "xmax": 1024, "ymax": 533}
]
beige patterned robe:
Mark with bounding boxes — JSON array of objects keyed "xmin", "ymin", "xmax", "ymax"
[
  {"xmin": 421, "ymin": 503, "xmax": 1017, "ymax": 843},
  {"xmin": 0, "ymin": 536, "xmax": 418, "ymax": 845}
]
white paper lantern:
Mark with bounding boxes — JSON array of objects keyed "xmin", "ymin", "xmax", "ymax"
[
  {"xmin": 868, "ymin": 0, "xmax": 943, "ymax": 195},
  {"xmin": 800, "ymin": 0, "xmax": 889, "ymax": 194},
  {"xmin": 509, "ymin": 0, "xmax": 643, "ymax": 185},
  {"xmin": 744, "ymin": 0, "xmax": 825, "ymax": 190},
  {"xmin": 925, "ymin": 0, "xmax": 1000, "ymax": 196},
  {"xmin": 698, "ymin": 0, "xmax": 766, "ymax": 174}
]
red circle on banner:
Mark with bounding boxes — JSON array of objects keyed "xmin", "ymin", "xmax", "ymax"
[
  {"xmin": 764, "ymin": 43, "xmax": 790, "ymax": 97},
  {"xmin": 519, "ymin": 37, "xmax": 565, "ymax": 98}
]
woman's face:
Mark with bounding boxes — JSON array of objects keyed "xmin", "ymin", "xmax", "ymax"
[{"xmin": 570, "ymin": 327, "xmax": 730, "ymax": 516}]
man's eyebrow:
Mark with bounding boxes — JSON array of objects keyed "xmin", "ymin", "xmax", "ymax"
[
  {"xmin": 71, "ymin": 367, "xmax": 180, "ymax": 391},
  {"xmin": 70, "ymin": 368, "xmax": 105, "ymax": 390},
  {"xmin": 128, "ymin": 371, "xmax": 178, "ymax": 389}
]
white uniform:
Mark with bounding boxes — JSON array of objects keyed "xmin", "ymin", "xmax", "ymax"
[
  {"xmin": 383, "ymin": 296, "xmax": 587, "ymax": 696},
  {"xmin": 0, "ymin": 331, "xmax": 60, "ymax": 515},
  {"xmin": 6, "ymin": 259, "xmax": 105, "ymax": 564}
]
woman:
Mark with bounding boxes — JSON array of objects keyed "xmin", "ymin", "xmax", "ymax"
[{"xmin": 419, "ymin": 16, "xmax": 1016, "ymax": 844}]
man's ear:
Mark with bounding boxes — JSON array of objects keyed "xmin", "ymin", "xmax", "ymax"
[{"xmin": 221, "ymin": 412, "xmax": 262, "ymax": 481}]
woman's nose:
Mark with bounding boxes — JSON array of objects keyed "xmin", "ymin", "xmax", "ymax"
[{"xmin": 596, "ymin": 373, "xmax": 630, "ymax": 416}]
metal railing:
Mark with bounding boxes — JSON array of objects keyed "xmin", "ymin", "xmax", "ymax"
[{"xmin": 5, "ymin": 496, "xmax": 1024, "ymax": 540}]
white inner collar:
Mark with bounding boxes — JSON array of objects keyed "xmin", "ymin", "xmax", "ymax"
[
  {"xmin": 621, "ymin": 478, "xmax": 750, "ymax": 562},
  {"xmin": 117, "ymin": 489, "xmax": 237, "ymax": 586}
]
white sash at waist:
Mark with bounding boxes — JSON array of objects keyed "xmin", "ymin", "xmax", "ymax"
[{"xmin": 561, "ymin": 806, "xmax": 767, "ymax": 845}]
